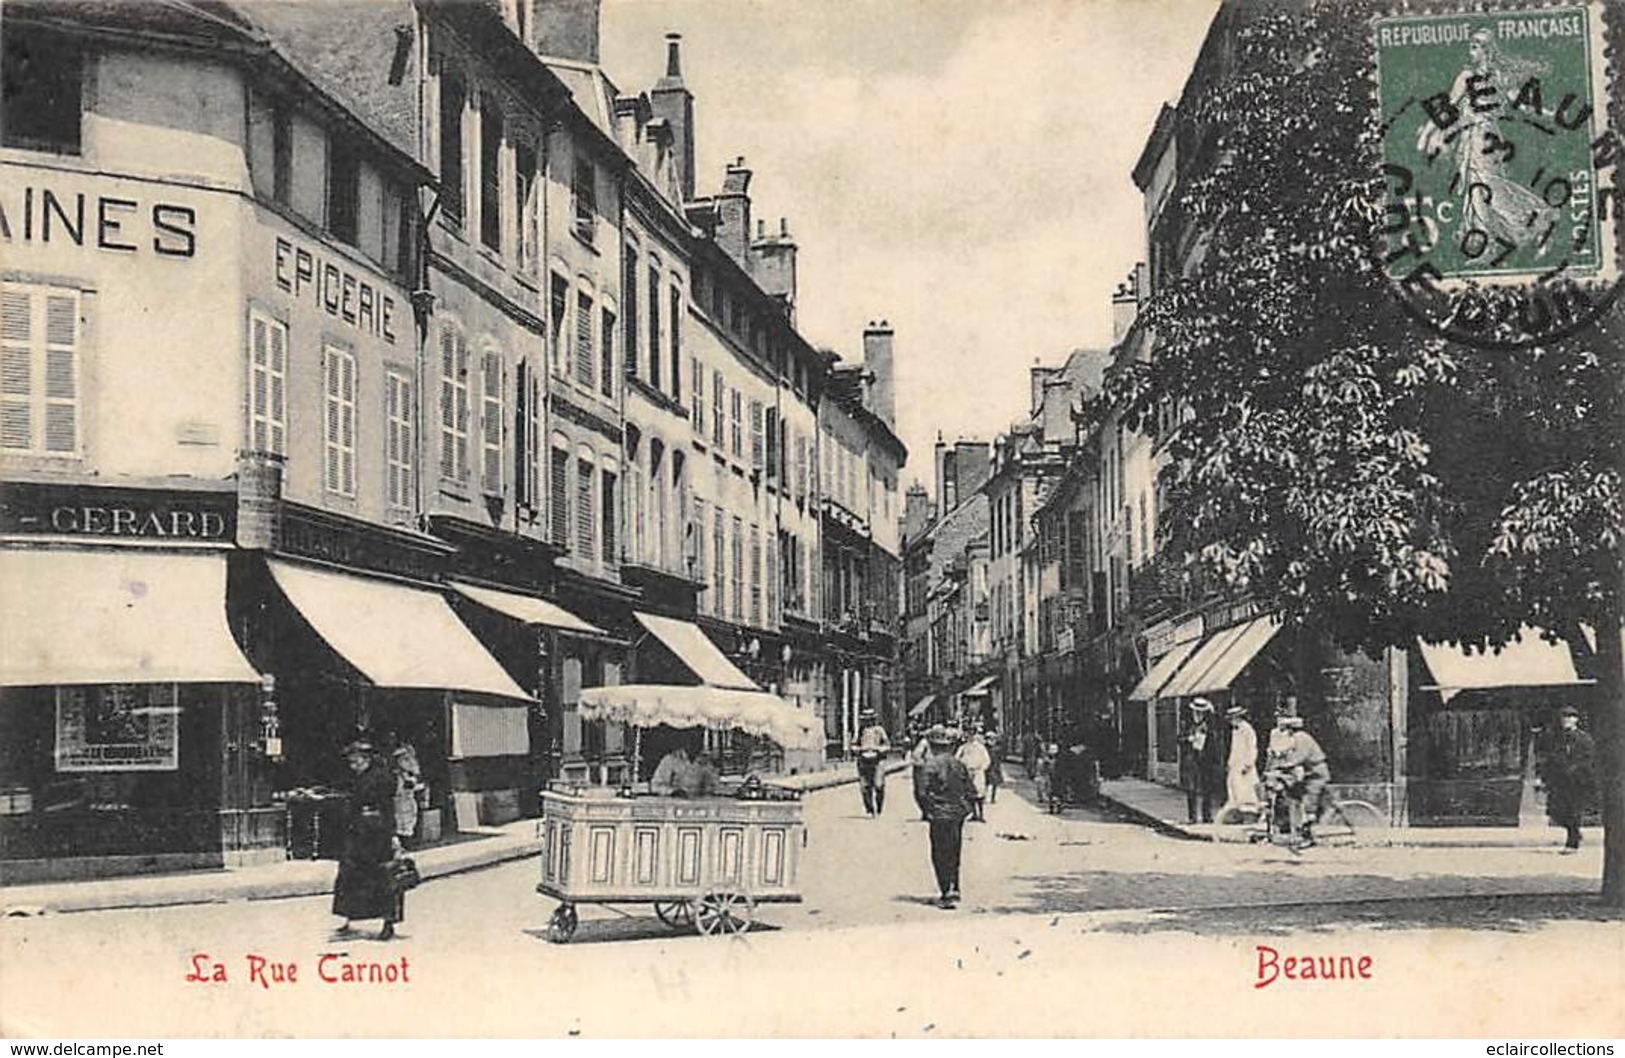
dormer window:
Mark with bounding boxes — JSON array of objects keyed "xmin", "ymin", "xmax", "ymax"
[
  {"xmin": 572, "ymin": 156, "xmax": 596, "ymax": 242},
  {"xmin": 3, "ymin": 29, "xmax": 82, "ymax": 155}
]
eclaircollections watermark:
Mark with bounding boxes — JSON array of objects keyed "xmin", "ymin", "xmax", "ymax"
[{"xmin": 1374, "ymin": 3, "xmax": 1622, "ymax": 348}]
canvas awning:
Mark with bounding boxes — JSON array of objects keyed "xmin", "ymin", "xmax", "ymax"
[
  {"xmin": 1417, "ymin": 627, "xmax": 1593, "ymax": 702},
  {"xmin": 1184, "ymin": 617, "xmax": 1282, "ymax": 697},
  {"xmin": 907, "ymin": 693, "xmax": 937, "ymax": 718},
  {"xmin": 1128, "ymin": 639, "xmax": 1201, "ymax": 701},
  {"xmin": 0, "ymin": 549, "xmax": 259, "ymax": 686},
  {"xmin": 578, "ymin": 684, "xmax": 822, "ymax": 750},
  {"xmin": 634, "ymin": 612, "xmax": 757, "ymax": 690},
  {"xmin": 450, "ymin": 581, "xmax": 606, "ymax": 636},
  {"xmin": 269, "ymin": 560, "xmax": 527, "ymax": 699},
  {"xmin": 1158, "ymin": 621, "xmax": 1252, "ymax": 699},
  {"xmin": 962, "ymin": 675, "xmax": 998, "ymax": 697}
]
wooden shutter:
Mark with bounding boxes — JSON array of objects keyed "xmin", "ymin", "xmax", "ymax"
[
  {"xmin": 600, "ymin": 469, "xmax": 617, "ymax": 564},
  {"xmin": 1, "ymin": 288, "xmax": 33, "ymax": 451},
  {"xmin": 600, "ymin": 307, "xmax": 615, "ymax": 396},
  {"xmin": 481, "ymin": 351, "xmax": 503, "ymax": 495},
  {"xmin": 574, "ymin": 291, "xmax": 593, "ymax": 386},
  {"xmin": 550, "ymin": 447, "xmax": 570, "ymax": 547},
  {"xmin": 576, "ymin": 458, "xmax": 595, "ymax": 561}
]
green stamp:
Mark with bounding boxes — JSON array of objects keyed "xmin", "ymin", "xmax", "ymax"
[{"xmin": 1374, "ymin": 4, "xmax": 1621, "ymax": 346}]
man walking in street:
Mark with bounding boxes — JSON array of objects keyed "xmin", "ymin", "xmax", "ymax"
[
  {"xmin": 909, "ymin": 726, "xmax": 933, "ymax": 821},
  {"xmin": 1537, "ymin": 705, "xmax": 1596, "ymax": 853},
  {"xmin": 919, "ymin": 725, "xmax": 976, "ymax": 908},
  {"xmin": 856, "ymin": 708, "xmax": 891, "ymax": 817}
]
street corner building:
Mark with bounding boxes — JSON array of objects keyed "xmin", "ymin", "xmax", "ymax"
[{"xmin": 0, "ymin": 0, "xmax": 905, "ymax": 883}]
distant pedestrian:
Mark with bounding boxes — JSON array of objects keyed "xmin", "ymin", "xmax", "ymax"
[
  {"xmin": 957, "ymin": 729, "xmax": 992, "ymax": 822},
  {"xmin": 333, "ymin": 739, "xmax": 404, "ymax": 940},
  {"xmin": 919, "ymin": 725, "xmax": 976, "ymax": 908},
  {"xmin": 909, "ymin": 729, "xmax": 933, "ymax": 821},
  {"xmin": 856, "ymin": 708, "xmax": 891, "ymax": 817},
  {"xmin": 1221, "ymin": 705, "xmax": 1260, "ymax": 819},
  {"xmin": 984, "ymin": 729, "xmax": 1004, "ymax": 805},
  {"xmin": 1180, "ymin": 698, "xmax": 1223, "ymax": 823},
  {"xmin": 1033, "ymin": 742, "xmax": 1058, "ymax": 811},
  {"xmin": 391, "ymin": 741, "xmax": 423, "ymax": 848},
  {"xmin": 1537, "ymin": 705, "xmax": 1596, "ymax": 853}
]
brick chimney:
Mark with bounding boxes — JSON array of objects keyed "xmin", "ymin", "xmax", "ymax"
[
  {"xmin": 863, "ymin": 320, "xmax": 895, "ymax": 429},
  {"xmin": 903, "ymin": 482, "xmax": 935, "ymax": 541},
  {"xmin": 751, "ymin": 217, "xmax": 797, "ymax": 319},
  {"xmin": 649, "ymin": 32, "xmax": 695, "ymax": 202},
  {"xmin": 532, "ymin": 0, "xmax": 601, "ymax": 62},
  {"xmin": 715, "ymin": 158, "xmax": 753, "ymax": 268}
]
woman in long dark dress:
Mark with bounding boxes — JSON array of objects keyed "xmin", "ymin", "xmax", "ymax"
[{"xmin": 332, "ymin": 741, "xmax": 403, "ymax": 939}]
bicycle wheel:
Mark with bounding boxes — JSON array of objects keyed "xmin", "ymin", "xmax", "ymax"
[{"xmin": 1320, "ymin": 799, "xmax": 1389, "ymax": 846}]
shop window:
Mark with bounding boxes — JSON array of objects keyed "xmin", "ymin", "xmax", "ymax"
[
  {"xmin": 571, "ymin": 156, "xmax": 596, "ymax": 243},
  {"xmin": 1, "ymin": 283, "xmax": 80, "ymax": 457},
  {"xmin": 600, "ymin": 307, "xmax": 616, "ymax": 397},
  {"xmin": 385, "ymin": 371, "xmax": 414, "ymax": 513},
  {"xmin": 438, "ymin": 324, "xmax": 470, "ymax": 484},
  {"xmin": 326, "ymin": 139, "xmax": 360, "ymax": 247},
  {"xmin": 550, "ymin": 446, "xmax": 570, "ymax": 548},
  {"xmin": 438, "ymin": 69, "xmax": 465, "ymax": 228},
  {"xmin": 2, "ymin": 29, "xmax": 81, "ymax": 155},
  {"xmin": 479, "ymin": 95, "xmax": 503, "ymax": 252},
  {"xmin": 574, "ymin": 290, "xmax": 594, "ymax": 387},
  {"xmin": 55, "ymin": 684, "xmax": 180, "ymax": 772},
  {"xmin": 600, "ymin": 468, "xmax": 618, "ymax": 563},
  {"xmin": 622, "ymin": 247, "xmax": 639, "ymax": 379},
  {"xmin": 480, "ymin": 351, "xmax": 504, "ymax": 497},
  {"xmin": 575, "ymin": 457, "xmax": 595, "ymax": 562},
  {"xmin": 247, "ymin": 307, "xmax": 287, "ymax": 457},
  {"xmin": 323, "ymin": 344, "xmax": 357, "ymax": 496}
]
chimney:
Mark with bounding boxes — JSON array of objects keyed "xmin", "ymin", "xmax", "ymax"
[
  {"xmin": 1112, "ymin": 265, "xmax": 1143, "ymax": 344},
  {"xmin": 863, "ymin": 320, "xmax": 895, "ymax": 428},
  {"xmin": 954, "ymin": 441, "xmax": 992, "ymax": 499},
  {"xmin": 715, "ymin": 157, "xmax": 753, "ymax": 267},
  {"xmin": 650, "ymin": 33, "xmax": 695, "ymax": 202},
  {"xmin": 935, "ymin": 433, "xmax": 952, "ymax": 514},
  {"xmin": 751, "ymin": 217, "xmax": 798, "ymax": 317},
  {"xmin": 903, "ymin": 482, "xmax": 935, "ymax": 541},
  {"xmin": 532, "ymin": 0, "xmax": 601, "ymax": 62},
  {"xmin": 1029, "ymin": 361, "xmax": 1061, "ymax": 416}
]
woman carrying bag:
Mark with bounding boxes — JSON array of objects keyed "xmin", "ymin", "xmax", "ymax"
[{"xmin": 333, "ymin": 740, "xmax": 406, "ymax": 940}]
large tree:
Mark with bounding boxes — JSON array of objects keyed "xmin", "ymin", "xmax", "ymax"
[{"xmin": 1105, "ymin": 0, "xmax": 1625, "ymax": 902}]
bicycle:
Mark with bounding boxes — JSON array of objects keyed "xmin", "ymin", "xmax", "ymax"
[{"xmin": 1224, "ymin": 779, "xmax": 1389, "ymax": 852}]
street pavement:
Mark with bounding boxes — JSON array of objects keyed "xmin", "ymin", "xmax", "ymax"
[{"xmin": 2, "ymin": 776, "xmax": 1618, "ymax": 1038}]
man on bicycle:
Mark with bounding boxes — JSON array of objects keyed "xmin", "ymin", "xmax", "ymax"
[{"xmin": 1264, "ymin": 709, "xmax": 1331, "ymax": 845}]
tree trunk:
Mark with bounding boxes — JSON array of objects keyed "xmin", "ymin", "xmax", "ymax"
[{"xmin": 1595, "ymin": 614, "xmax": 1624, "ymax": 908}]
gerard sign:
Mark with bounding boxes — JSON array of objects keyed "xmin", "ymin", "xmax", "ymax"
[{"xmin": 0, "ymin": 482, "xmax": 235, "ymax": 541}]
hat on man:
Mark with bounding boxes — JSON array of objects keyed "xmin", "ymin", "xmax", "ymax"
[
  {"xmin": 1558, "ymin": 705, "xmax": 1581, "ymax": 718},
  {"xmin": 1190, "ymin": 697, "xmax": 1214, "ymax": 715},
  {"xmin": 1278, "ymin": 714, "xmax": 1305, "ymax": 728},
  {"xmin": 926, "ymin": 724, "xmax": 954, "ymax": 746},
  {"xmin": 1225, "ymin": 704, "xmax": 1247, "ymax": 719},
  {"xmin": 343, "ymin": 738, "xmax": 375, "ymax": 755}
]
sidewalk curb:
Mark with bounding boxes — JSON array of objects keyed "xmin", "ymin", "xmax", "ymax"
[
  {"xmin": 767, "ymin": 759, "xmax": 910, "ymax": 793},
  {"xmin": 1094, "ymin": 790, "xmax": 1215, "ymax": 843}
]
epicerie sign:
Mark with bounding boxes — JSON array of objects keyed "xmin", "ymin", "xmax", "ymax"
[{"xmin": 273, "ymin": 234, "xmax": 400, "ymax": 344}]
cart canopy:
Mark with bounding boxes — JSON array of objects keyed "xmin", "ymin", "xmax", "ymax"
[{"xmin": 578, "ymin": 684, "xmax": 823, "ymax": 751}]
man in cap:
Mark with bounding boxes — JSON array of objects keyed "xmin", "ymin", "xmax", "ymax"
[
  {"xmin": 855, "ymin": 707, "xmax": 892, "ymax": 817},
  {"xmin": 919, "ymin": 725, "xmax": 976, "ymax": 907},
  {"xmin": 1536, "ymin": 705, "xmax": 1596, "ymax": 853},
  {"xmin": 1180, "ymin": 697, "xmax": 1224, "ymax": 823},
  {"xmin": 1264, "ymin": 702, "xmax": 1331, "ymax": 845}
]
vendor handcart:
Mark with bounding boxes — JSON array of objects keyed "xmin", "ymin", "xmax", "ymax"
[{"xmin": 535, "ymin": 683, "xmax": 823, "ymax": 942}]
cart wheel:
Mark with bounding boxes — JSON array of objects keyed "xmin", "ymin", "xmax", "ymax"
[
  {"xmin": 546, "ymin": 903, "xmax": 578, "ymax": 943},
  {"xmin": 693, "ymin": 891, "xmax": 754, "ymax": 936},
  {"xmin": 653, "ymin": 900, "xmax": 694, "ymax": 930}
]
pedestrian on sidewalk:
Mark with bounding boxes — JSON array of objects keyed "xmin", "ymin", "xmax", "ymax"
[
  {"xmin": 333, "ymin": 739, "xmax": 404, "ymax": 941},
  {"xmin": 1179, "ymin": 698, "xmax": 1223, "ymax": 823},
  {"xmin": 1220, "ymin": 704, "xmax": 1260, "ymax": 819},
  {"xmin": 910, "ymin": 728, "xmax": 933, "ymax": 821},
  {"xmin": 919, "ymin": 725, "xmax": 976, "ymax": 908},
  {"xmin": 1537, "ymin": 705, "xmax": 1596, "ymax": 853},
  {"xmin": 1033, "ymin": 742, "xmax": 1058, "ymax": 810},
  {"xmin": 856, "ymin": 708, "xmax": 891, "ymax": 817},
  {"xmin": 391, "ymin": 740, "xmax": 423, "ymax": 849},
  {"xmin": 957, "ymin": 728, "xmax": 992, "ymax": 822},
  {"xmin": 984, "ymin": 729, "xmax": 1004, "ymax": 805}
]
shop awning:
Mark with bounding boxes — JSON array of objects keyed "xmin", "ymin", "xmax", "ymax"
[
  {"xmin": 1128, "ymin": 639, "xmax": 1201, "ymax": 702},
  {"xmin": 634, "ymin": 612, "xmax": 757, "ymax": 690},
  {"xmin": 0, "ymin": 549, "xmax": 259, "ymax": 686},
  {"xmin": 908, "ymin": 693, "xmax": 937, "ymax": 718},
  {"xmin": 269, "ymin": 560, "xmax": 528, "ymax": 699},
  {"xmin": 578, "ymin": 684, "xmax": 822, "ymax": 750},
  {"xmin": 1417, "ymin": 627, "xmax": 1593, "ymax": 700},
  {"xmin": 962, "ymin": 675, "xmax": 997, "ymax": 697},
  {"xmin": 450, "ymin": 581, "xmax": 606, "ymax": 636},
  {"xmin": 1185, "ymin": 616, "xmax": 1282, "ymax": 697},
  {"xmin": 1158, "ymin": 621, "xmax": 1252, "ymax": 699}
]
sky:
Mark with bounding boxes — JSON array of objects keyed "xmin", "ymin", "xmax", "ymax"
[{"xmin": 598, "ymin": 0, "xmax": 1220, "ymax": 495}]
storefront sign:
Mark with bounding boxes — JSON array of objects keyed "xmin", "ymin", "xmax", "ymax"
[
  {"xmin": 280, "ymin": 504, "xmax": 446, "ymax": 582},
  {"xmin": 274, "ymin": 236, "xmax": 399, "ymax": 344},
  {"xmin": 237, "ymin": 453, "xmax": 284, "ymax": 550},
  {"xmin": 0, "ymin": 184, "xmax": 197, "ymax": 257},
  {"xmin": 55, "ymin": 684, "xmax": 180, "ymax": 772},
  {"xmin": 0, "ymin": 482, "xmax": 235, "ymax": 540}
]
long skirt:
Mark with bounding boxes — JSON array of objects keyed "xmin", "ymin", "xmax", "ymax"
[{"xmin": 332, "ymin": 858, "xmax": 404, "ymax": 922}]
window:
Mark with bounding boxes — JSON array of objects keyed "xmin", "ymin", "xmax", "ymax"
[
  {"xmin": 600, "ymin": 307, "xmax": 616, "ymax": 397},
  {"xmin": 1, "ymin": 284, "xmax": 79, "ymax": 457},
  {"xmin": 766, "ymin": 530, "xmax": 777, "ymax": 623},
  {"xmin": 322, "ymin": 345, "xmax": 357, "ymax": 496},
  {"xmin": 438, "ymin": 69, "xmax": 465, "ymax": 227},
  {"xmin": 515, "ymin": 141, "xmax": 537, "ymax": 274},
  {"xmin": 749, "ymin": 523, "xmax": 761, "ymax": 626},
  {"xmin": 2, "ymin": 30, "xmax": 81, "ymax": 154},
  {"xmin": 480, "ymin": 351, "xmax": 504, "ymax": 496},
  {"xmin": 729, "ymin": 390, "xmax": 743, "ymax": 459},
  {"xmin": 572, "ymin": 156, "xmax": 596, "ymax": 241},
  {"xmin": 386, "ymin": 372, "xmax": 414, "ymax": 513},
  {"xmin": 327, "ymin": 139, "xmax": 360, "ymax": 246},
  {"xmin": 731, "ymin": 517, "xmax": 744, "ymax": 619},
  {"xmin": 795, "ymin": 433, "xmax": 808, "ymax": 502},
  {"xmin": 574, "ymin": 290, "xmax": 594, "ymax": 387},
  {"xmin": 628, "ymin": 458, "xmax": 645, "ymax": 560},
  {"xmin": 692, "ymin": 497, "xmax": 707, "ymax": 581},
  {"xmin": 711, "ymin": 370, "xmax": 724, "ymax": 446},
  {"xmin": 601, "ymin": 468, "xmax": 618, "ymax": 563},
  {"xmin": 548, "ymin": 273, "xmax": 568, "ymax": 374},
  {"xmin": 711, "ymin": 508, "xmax": 725, "ymax": 617},
  {"xmin": 749, "ymin": 400, "xmax": 764, "ymax": 470},
  {"xmin": 519, "ymin": 364, "xmax": 542, "ymax": 511},
  {"xmin": 55, "ymin": 684, "xmax": 178, "ymax": 772},
  {"xmin": 272, "ymin": 107, "xmax": 293, "ymax": 206},
  {"xmin": 669, "ymin": 285, "xmax": 682, "ymax": 400},
  {"xmin": 438, "ymin": 324, "xmax": 470, "ymax": 484},
  {"xmin": 622, "ymin": 248, "xmax": 639, "ymax": 379},
  {"xmin": 550, "ymin": 446, "xmax": 570, "ymax": 547},
  {"xmin": 765, "ymin": 408, "xmax": 778, "ymax": 481},
  {"xmin": 479, "ymin": 96, "xmax": 503, "ymax": 251},
  {"xmin": 647, "ymin": 266, "xmax": 661, "ymax": 388},
  {"xmin": 690, "ymin": 358, "xmax": 704, "ymax": 434},
  {"xmin": 576, "ymin": 458, "xmax": 595, "ymax": 561},
  {"xmin": 247, "ymin": 308, "xmax": 287, "ymax": 457}
]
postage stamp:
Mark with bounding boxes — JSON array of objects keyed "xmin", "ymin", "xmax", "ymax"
[{"xmin": 1374, "ymin": 2, "xmax": 1622, "ymax": 348}]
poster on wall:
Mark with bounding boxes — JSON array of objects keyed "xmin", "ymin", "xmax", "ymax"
[{"xmin": 54, "ymin": 684, "xmax": 180, "ymax": 772}]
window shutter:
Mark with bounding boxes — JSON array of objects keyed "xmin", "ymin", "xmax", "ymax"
[
  {"xmin": 600, "ymin": 308, "xmax": 616, "ymax": 396},
  {"xmin": 439, "ymin": 327, "xmax": 457, "ymax": 478},
  {"xmin": 340, "ymin": 351, "xmax": 355, "ymax": 494},
  {"xmin": 750, "ymin": 400, "xmax": 764, "ymax": 470},
  {"xmin": 764, "ymin": 407, "xmax": 777, "ymax": 480},
  {"xmin": 574, "ymin": 291, "xmax": 594, "ymax": 386},
  {"xmin": 1, "ymin": 289, "xmax": 33, "ymax": 450},
  {"xmin": 251, "ymin": 316, "xmax": 268, "ymax": 451},
  {"xmin": 750, "ymin": 524, "xmax": 761, "ymax": 626},
  {"xmin": 576, "ymin": 458, "xmax": 594, "ymax": 561},
  {"xmin": 601, "ymin": 469, "xmax": 617, "ymax": 563},
  {"xmin": 269, "ymin": 321, "xmax": 286, "ymax": 455},
  {"xmin": 550, "ymin": 447, "xmax": 570, "ymax": 547},
  {"xmin": 324, "ymin": 350, "xmax": 341, "ymax": 493},
  {"xmin": 527, "ymin": 370, "xmax": 542, "ymax": 510},
  {"xmin": 481, "ymin": 351, "xmax": 503, "ymax": 495}
]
